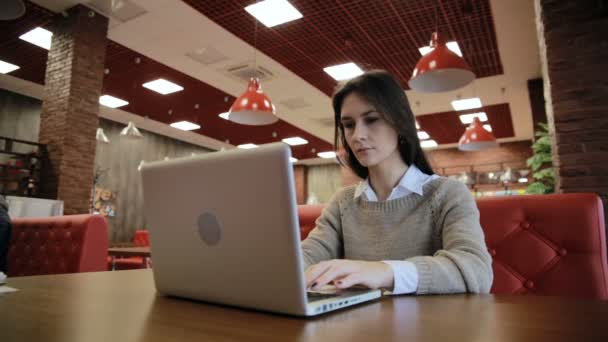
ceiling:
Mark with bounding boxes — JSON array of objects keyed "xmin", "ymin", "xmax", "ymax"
[
  {"xmin": 185, "ymin": 0, "xmax": 503, "ymax": 95},
  {"xmin": 0, "ymin": 0, "xmax": 541, "ymax": 161}
]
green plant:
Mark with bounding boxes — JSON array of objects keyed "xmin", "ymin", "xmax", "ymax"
[{"xmin": 526, "ymin": 122, "xmax": 555, "ymax": 194}]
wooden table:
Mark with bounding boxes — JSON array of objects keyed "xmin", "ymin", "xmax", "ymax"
[
  {"xmin": 1, "ymin": 270, "xmax": 607, "ymax": 342},
  {"xmin": 107, "ymin": 246, "xmax": 151, "ymax": 258}
]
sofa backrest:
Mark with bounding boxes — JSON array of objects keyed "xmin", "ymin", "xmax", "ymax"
[
  {"xmin": 7, "ymin": 214, "xmax": 109, "ymax": 277},
  {"xmin": 478, "ymin": 193, "xmax": 607, "ymax": 299},
  {"xmin": 298, "ymin": 204, "xmax": 326, "ymax": 241},
  {"xmin": 297, "ymin": 192, "xmax": 608, "ymax": 299}
]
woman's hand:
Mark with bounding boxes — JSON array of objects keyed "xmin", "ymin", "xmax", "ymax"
[{"xmin": 305, "ymin": 259, "xmax": 394, "ymax": 291}]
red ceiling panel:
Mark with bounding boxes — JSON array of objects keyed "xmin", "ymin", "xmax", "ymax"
[
  {"xmin": 0, "ymin": 1, "xmax": 515, "ymax": 161},
  {"xmin": 0, "ymin": 1, "xmax": 334, "ymax": 160},
  {"xmin": 417, "ymin": 103, "xmax": 514, "ymax": 144},
  {"xmin": 184, "ymin": 0, "xmax": 504, "ymax": 94}
]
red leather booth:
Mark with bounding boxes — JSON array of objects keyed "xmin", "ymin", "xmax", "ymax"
[
  {"xmin": 297, "ymin": 193, "xmax": 608, "ymax": 299},
  {"xmin": 7, "ymin": 214, "xmax": 109, "ymax": 277}
]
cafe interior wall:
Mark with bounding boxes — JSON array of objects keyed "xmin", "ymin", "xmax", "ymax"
[
  {"xmin": 94, "ymin": 119, "xmax": 212, "ymax": 243},
  {"xmin": 0, "ymin": 89, "xmax": 212, "ymax": 243}
]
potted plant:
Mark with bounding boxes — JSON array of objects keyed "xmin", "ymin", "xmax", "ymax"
[{"xmin": 526, "ymin": 122, "xmax": 555, "ymax": 194}]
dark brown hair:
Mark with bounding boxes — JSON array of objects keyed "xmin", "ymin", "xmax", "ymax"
[{"xmin": 332, "ymin": 70, "xmax": 434, "ymax": 179}]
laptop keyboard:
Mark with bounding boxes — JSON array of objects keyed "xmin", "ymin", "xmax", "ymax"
[{"xmin": 306, "ymin": 291, "xmax": 339, "ymax": 303}]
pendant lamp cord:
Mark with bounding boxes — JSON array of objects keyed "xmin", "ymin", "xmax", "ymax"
[
  {"xmin": 434, "ymin": 0, "xmax": 439, "ymax": 34},
  {"xmin": 253, "ymin": 2, "xmax": 259, "ymax": 79},
  {"xmin": 131, "ymin": 68, "xmax": 138, "ymax": 111}
]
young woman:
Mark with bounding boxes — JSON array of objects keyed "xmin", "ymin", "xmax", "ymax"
[{"xmin": 301, "ymin": 70, "xmax": 493, "ymax": 295}]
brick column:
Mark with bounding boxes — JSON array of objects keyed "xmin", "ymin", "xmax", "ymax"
[
  {"xmin": 535, "ymin": 0, "xmax": 608, "ymax": 226},
  {"xmin": 39, "ymin": 5, "xmax": 108, "ymax": 214}
]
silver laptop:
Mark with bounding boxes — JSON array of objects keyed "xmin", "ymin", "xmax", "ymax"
[{"xmin": 141, "ymin": 142, "xmax": 381, "ymax": 316}]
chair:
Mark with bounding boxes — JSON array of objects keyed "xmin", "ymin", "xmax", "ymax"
[
  {"xmin": 7, "ymin": 214, "xmax": 108, "ymax": 277},
  {"xmin": 112, "ymin": 229, "xmax": 149, "ymax": 270},
  {"xmin": 297, "ymin": 204, "xmax": 325, "ymax": 241},
  {"xmin": 297, "ymin": 192, "xmax": 608, "ymax": 299}
]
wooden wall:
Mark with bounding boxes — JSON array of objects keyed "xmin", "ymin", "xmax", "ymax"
[
  {"xmin": 306, "ymin": 163, "xmax": 342, "ymax": 203},
  {"xmin": 94, "ymin": 120, "xmax": 212, "ymax": 243},
  {"xmin": 0, "ymin": 89, "xmax": 214, "ymax": 243}
]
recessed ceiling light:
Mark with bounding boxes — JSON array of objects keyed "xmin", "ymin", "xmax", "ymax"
[
  {"xmin": 518, "ymin": 178, "xmax": 528, "ymax": 183},
  {"xmin": 170, "ymin": 121, "xmax": 200, "ymax": 131},
  {"xmin": 290, "ymin": 157, "xmax": 298, "ymax": 163},
  {"xmin": 459, "ymin": 112, "xmax": 488, "ymax": 124},
  {"xmin": 419, "ymin": 41, "xmax": 463, "ymax": 57},
  {"xmin": 99, "ymin": 95, "xmax": 129, "ymax": 108},
  {"xmin": 323, "ymin": 63, "xmax": 364, "ymax": 81},
  {"xmin": 238, "ymin": 143, "xmax": 258, "ymax": 149},
  {"xmin": 219, "ymin": 112, "xmax": 230, "ymax": 120},
  {"xmin": 282, "ymin": 137, "xmax": 308, "ymax": 146},
  {"xmin": 19, "ymin": 27, "xmax": 53, "ymax": 50},
  {"xmin": 420, "ymin": 140, "xmax": 438, "ymax": 149},
  {"xmin": 483, "ymin": 124, "xmax": 492, "ymax": 132},
  {"xmin": 142, "ymin": 78, "xmax": 184, "ymax": 95},
  {"xmin": 245, "ymin": 0, "xmax": 303, "ymax": 28},
  {"xmin": 451, "ymin": 97, "xmax": 482, "ymax": 111},
  {"xmin": 0, "ymin": 60, "xmax": 19, "ymax": 74},
  {"xmin": 417, "ymin": 131, "xmax": 430, "ymax": 140},
  {"xmin": 317, "ymin": 151, "xmax": 337, "ymax": 159}
]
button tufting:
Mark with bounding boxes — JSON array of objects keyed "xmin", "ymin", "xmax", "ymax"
[
  {"xmin": 559, "ymin": 248, "xmax": 567, "ymax": 256},
  {"xmin": 489, "ymin": 249, "xmax": 497, "ymax": 256},
  {"xmin": 521, "ymin": 222, "xmax": 531, "ymax": 229},
  {"xmin": 525, "ymin": 280, "xmax": 534, "ymax": 289}
]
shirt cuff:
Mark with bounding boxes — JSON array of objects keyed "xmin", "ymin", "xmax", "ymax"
[{"xmin": 381, "ymin": 260, "xmax": 419, "ymax": 295}]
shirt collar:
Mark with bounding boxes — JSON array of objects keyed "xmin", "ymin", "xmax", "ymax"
[{"xmin": 354, "ymin": 164, "xmax": 429, "ymax": 200}]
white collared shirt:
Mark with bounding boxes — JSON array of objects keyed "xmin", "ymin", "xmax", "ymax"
[{"xmin": 354, "ymin": 165, "xmax": 439, "ymax": 295}]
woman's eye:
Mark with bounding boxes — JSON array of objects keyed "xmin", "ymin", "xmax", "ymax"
[
  {"xmin": 342, "ymin": 122, "xmax": 354, "ymax": 129},
  {"xmin": 365, "ymin": 117, "xmax": 378, "ymax": 124}
]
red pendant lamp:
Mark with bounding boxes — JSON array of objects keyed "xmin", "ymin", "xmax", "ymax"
[
  {"xmin": 409, "ymin": 32, "xmax": 475, "ymax": 93},
  {"xmin": 227, "ymin": 9, "xmax": 278, "ymax": 126},
  {"xmin": 458, "ymin": 117, "xmax": 498, "ymax": 151},
  {"xmin": 228, "ymin": 77, "xmax": 278, "ymax": 125}
]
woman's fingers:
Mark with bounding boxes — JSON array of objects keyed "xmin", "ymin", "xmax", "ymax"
[
  {"xmin": 305, "ymin": 260, "xmax": 356, "ymax": 289},
  {"xmin": 305, "ymin": 261, "xmax": 332, "ymax": 288},
  {"xmin": 305, "ymin": 260, "xmax": 392, "ymax": 291},
  {"xmin": 310, "ymin": 264, "xmax": 353, "ymax": 290},
  {"xmin": 334, "ymin": 272, "xmax": 365, "ymax": 289}
]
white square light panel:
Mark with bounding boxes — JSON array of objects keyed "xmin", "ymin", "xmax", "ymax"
[
  {"xmin": 244, "ymin": 0, "xmax": 303, "ymax": 28},
  {"xmin": 323, "ymin": 63, "xmax": 364, "ymax": 81},
  {"xmin": 142, "ymin": 79, "xmax": 184, "ymax": 95}
]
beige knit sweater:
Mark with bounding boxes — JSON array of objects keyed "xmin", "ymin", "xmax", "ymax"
[{"xmin": 301, "ymin": 178, "xmax": 493, "ymax": 294}]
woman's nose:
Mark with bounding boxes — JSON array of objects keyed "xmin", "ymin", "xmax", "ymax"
[{"xmin": 352, "ymin": 122, "xmax": 367, "ymax": 141}]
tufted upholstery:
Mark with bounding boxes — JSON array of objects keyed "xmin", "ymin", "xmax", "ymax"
[
  {"xmin": 478, "ymin": 193, "xmax": 607, "ymax": 299},
  {"xmin": 297, "ymin": 193, "xmax": 608, "ymax": 299},
  {"xmin": 7, "ymin": 214, "xmax": 109, "ymax": 277}
]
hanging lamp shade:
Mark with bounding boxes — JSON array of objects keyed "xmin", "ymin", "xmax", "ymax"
[
  {"xmin": 96, "ymin": 127, "xmax": 110, "ymax": 144},
  {"xmin": 409, "ymin": 32, "xmax": 475, "ymax": 93},
  {"xmin": 458, "ymin": 117, "xmax": 498, "ymax": 151},
  {"xmin": 120, "ymin": 121, "xmax": 143, "ymax": 138},
  {"xmin": 228, "ymin": 78, "xmax": 278, "ymax": 125}
]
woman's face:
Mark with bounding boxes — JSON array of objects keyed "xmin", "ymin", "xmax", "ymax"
[{"xmin": 339, "ymin": 93, "xmax": 401, "ymax": 169}]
